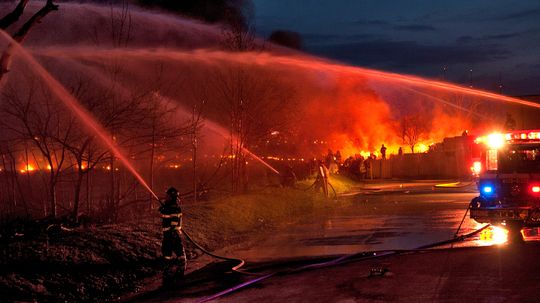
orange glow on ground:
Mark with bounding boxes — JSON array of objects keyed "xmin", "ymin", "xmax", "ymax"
[{"xmin": 477, "ymin": 225, "xmax": 508, "ymax": 245}]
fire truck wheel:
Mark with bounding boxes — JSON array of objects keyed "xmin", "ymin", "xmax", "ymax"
[{"xmin": 506, "ymin": 221, "xmax": 524, "ymax": 244}]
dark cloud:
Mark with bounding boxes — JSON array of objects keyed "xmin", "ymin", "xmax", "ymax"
[
  {"xmin": 534, "ymin": 63, "xmax": 540, "ymax": 69},
  {"xmin": 355, "ymin": 20, "xmax": 436, "ymax": 32},
  {"xmin": 354, "ymin": 19, "xmax": 390, "ymax": 26},
  {"xmin": 498, "ymin": 8, "xmax": 540, "ymax": 21},
  {"xmin": 456, "ymin": 32, "xmax": 522, "ymax": 44},
  {"xmin": 302, "ymin": 33, "xmax": 341, "ymax": 42},
  {"xmin": 309, "ymin": 39, "xmax": 510, "ymax": 69},
  {"xmin": 483, "ymin": 32, "xmax": 522, "ymax": 40},
  {"xmin": 456, "ymin": 35, "xmax": 474, "ymax": 44},
  {"xmin": 302, "ymin": 33, "xmax": 380, "ymax": 44},
  {"xmin": 253, "ymin": 0, "xmax": 540, "ymax": 94},
  {"xmin": 393, "ymin": 24, "xmax": 436, "ymax": 32}
]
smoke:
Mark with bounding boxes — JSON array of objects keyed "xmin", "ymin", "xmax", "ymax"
[
  {"xmin": 280, "ymin": 71, "xmax": 477, "ymax": 157},
  {"xmin": 0, "ymin": 2, "xmax": 225, "ymax": 48},
  {"xmin": 0, "ymin": 1, "xmax": 506, "ymax": 163}
]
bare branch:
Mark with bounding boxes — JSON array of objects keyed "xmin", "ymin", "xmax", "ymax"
[
  {"xmin": 1, "ymin": 0, "xmax": 58, "ymax": 82},
  {"xmin": 0, "ymin": 0, "xmax": 29, "ymax": 30}
]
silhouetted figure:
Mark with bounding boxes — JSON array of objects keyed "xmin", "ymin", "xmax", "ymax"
[
  {"xmin": 325, "ymin": 149, "xmax": 334, "ymax": 167},
  {"xmin": 281, "ymin": 165, "xmax": 297, "ymax": 188},
  {"xmin": 335, "ymin": 150, "xmax": 342, "ymax": 164},
  {"xmin": 315, "ymin": 161, "xmax": 329, "ymax": 197},
  {"xmin": 504, "ymin": 113, "xmax": 516, "ymax": 131},
  {"xmin": 398, "ymin": 147, "xmax": 403, "ymax": 156},
  {"xmin": 159, "ymin": 187, "xmax": 186, "ymax": 285},
  {"xmin": 364, "ymin": 157, "xmax": 372, "ymax": 180},
  {"xmin": 196, "ymin": 180, "xmax": 209, "ymax": 201},
  {"xmin": 380, "ymin": 144, "xmax": 387, "ymax": 160}
]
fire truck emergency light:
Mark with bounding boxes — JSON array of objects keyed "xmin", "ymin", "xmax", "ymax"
[
  {"xmin": 482, "ymin": 185, "xmax": 493, "ymax": 194},
  {"xmin": 531, "ymin": 186, "xmax": 540, "ymax": 194},
  {"xmin": 486, "ymin": 133, "xmax": 505, "ymax": 149}
]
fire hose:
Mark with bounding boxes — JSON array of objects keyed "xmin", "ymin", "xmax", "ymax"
[
  {"xmin": 154, "ymin": 197, "xmax": 260, "ymax": 276},
  {"xmin": 300, "ymin": 179, "xmax": 337, "ymax": 199},
  {"xmin": 193, "ymin": 223, "xmax": 491, "ymax": 303},
  {"xmin": 182, "ymin": 230, "xmax": 264, "ymax": 276},
  {"xmin": 158, "ymin": 187, "xmax": 482, "ymax": 301}
]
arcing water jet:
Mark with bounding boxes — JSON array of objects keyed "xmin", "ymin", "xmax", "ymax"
[
  {"xmin": 153, "ymin": 94, "xmax": 281, "ymax": 175},
  {"xmin": 37, "ymin": 53, "xmax": 282, "ymax": 176},
  {"xmin": 0, "ymin": 30, "xmax": 160, "ymax": 201},
  {"xmin": 7, "ymin": 2, "xmax": 539, "ymax": 164},
  {"xmin": 34, "ymin": 47, "xmax": 540, "ymax": 110},
  {"xmin": 32, "ymin": 45, "xmax": 538, "ymax": 156}
]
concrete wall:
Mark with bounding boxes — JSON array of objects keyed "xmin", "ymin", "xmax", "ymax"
[{"xmin": 369, "ymin": 135, "xmax": 474, "ymax": 179}]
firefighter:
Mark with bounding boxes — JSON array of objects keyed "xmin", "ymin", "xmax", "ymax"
[
  {"xmin": 281, "ymin": 164, "xmax": 297, "ymax": 188},
  {"xmin": 380, "ymin": 144, "xmax": 387, "ymax": 160},
  {"xmin": 315, "ymin": 161, "xmax": 329, "ymax": 197},
  {"xmin": 504, "ymin": 112, "xmax": 516, "ymax": 131},
  {"xmin": 159, "ymin": 187, "xmax": 186, "ymax": 284}
]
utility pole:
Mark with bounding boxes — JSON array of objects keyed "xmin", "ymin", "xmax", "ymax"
[
  {"xmin": 469, "ymin": 68, "xmax": 473, "ymax": 88},
  {"xmin": 442, "ymin": 65, "xmax": 448, "ymax": 81},
  {"xmin": 498, "ymin": 72, "xmax": 503, "ymax": 94}
]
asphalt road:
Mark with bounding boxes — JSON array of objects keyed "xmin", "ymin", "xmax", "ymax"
[
  {"xmin": 134, "ymin": 181, "xmax": 537, "ymax": 302},
  {"xmin": 231, "ymin": 181, "xmax": 482, "ymax": 261}
]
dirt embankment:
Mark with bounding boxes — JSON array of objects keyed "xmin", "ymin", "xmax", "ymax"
[
  {"xmin": 1, "ymin": 225, "xmax": 162, "ymax": 302},
  {"xmin": 1, "ymin": 177, "xmax": 354, "ymax": 302}
]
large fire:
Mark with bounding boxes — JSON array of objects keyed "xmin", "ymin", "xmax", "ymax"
[{"xmin": 294, "ymin": 75, "xmax": 474, "ymax": 158}]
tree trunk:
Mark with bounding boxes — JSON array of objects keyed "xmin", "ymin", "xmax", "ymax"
[
  {"xmin": 192, "ymin": 139, "xmax": 197, "ymax": 203},
  {"xmin": 86, "ymin": 166, "xmax": 91, "ymax": 216},
  {"xmin": 149, "ymin": 122, "xmax": 155, "ymax": 210},
  {"xmin": 49, "ymin": 168, "xmax": 57, "ymax": 218},
  {"xmin": 72, "ymin": 166, "xmax": 84, "ymax": 222},
  {"xmin": 0, "ymin": 0, "xmax": 30, "ymax": 30},
  {"xmin": 109, "ymin": 155, "xmax": 115, "ymax": 221},
  {"xmin": 0, "ymin": 0, "xmax": 58, "ymax": 83}
]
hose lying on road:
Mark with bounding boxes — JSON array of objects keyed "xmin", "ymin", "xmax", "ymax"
[
  {"xmin": 194, "ymin": 223, "xmax": 491, "ymax": 303},
  {"xmin": 182, "ymin": 230, "xmax": 264, "ymax": 276}
]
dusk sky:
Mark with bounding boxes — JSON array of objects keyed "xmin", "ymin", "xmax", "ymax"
[{"xmin": 252, "ymin": 0, "xmax": 540, "ymax": 96}]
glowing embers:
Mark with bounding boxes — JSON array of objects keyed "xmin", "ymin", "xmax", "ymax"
[
  {"xmin": 19, "ymin": 164, "xmax": 35, "ymax": 173},
  {"xmin": 478, "ymin": 225, "xmax": 508, "ymax": 245}
]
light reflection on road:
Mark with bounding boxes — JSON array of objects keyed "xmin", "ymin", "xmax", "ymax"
[{"xmin": 229, "ymin": 185, "xmax": 539, "ymax": 261}]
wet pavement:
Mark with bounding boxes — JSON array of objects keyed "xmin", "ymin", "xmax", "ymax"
[
  {"xmin": 230, "ymin": 181, "xmax": 483, "ymax": 261},
  {"xmin": 133, "ymin": 180, "xmax": 540, "ymax": 302},
  {"xmin": 215, "ymin": 242, "xmax": 540, "ymax": 303}
]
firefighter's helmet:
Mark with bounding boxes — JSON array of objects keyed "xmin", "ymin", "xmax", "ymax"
[{"xmin": 166, "ymin": 187, "xmax": 179, "ymax": 200}]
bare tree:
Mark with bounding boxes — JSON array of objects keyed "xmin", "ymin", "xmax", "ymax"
[
  {"xmin": 221, "ymin": 1, "xmax": 256, "ymax": 52},
  {"xmin": 215, "ymin": 5, "xmax": 296, "ymax": 193},
  {"xmin": 400, "ymin": 114, "xmax": 429, "ymax": 153},
  {"xmin": 190, "ymin": 101, "xmax": 205, "ymax": 202},
  {"xmin": 132, "ymin": 92, "xmax": 193, "ymax": 209},
  {"xmin": 1, "ymin": 79, "xmax": 69, "ymax": 218},
  {"xmin": 0, "ymin": 140, "xmax": 29, "ymax": 217},
  {"xmin": 1, "ymin": 0, "xmax": 59, "ymax": 83}
]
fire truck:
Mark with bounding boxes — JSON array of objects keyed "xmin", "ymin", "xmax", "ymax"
[{"xmin": 470, "ymin": 130, "xmax": 540, "ymax": 240}]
